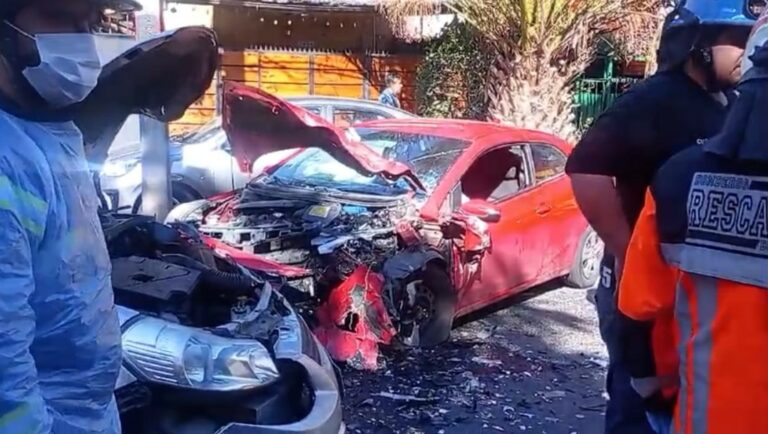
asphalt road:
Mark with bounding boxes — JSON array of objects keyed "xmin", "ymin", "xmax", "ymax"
[{"xmin": 341, "ymin": 283, "xmax": 608, "ymax": 434}]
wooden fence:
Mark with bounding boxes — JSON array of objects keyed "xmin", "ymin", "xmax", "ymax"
[{"xmin": 170, "ymin": 50, "xmax": 422, "ymax": 135}]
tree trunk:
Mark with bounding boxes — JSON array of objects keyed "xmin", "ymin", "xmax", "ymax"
[{"xmin": 485, "ymin": 40, "xmax": 581, "ymax": 142}]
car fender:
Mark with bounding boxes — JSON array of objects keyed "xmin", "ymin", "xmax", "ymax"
[
  {"xmin": 381, "ymin": 248, "xmax": 447, "ymax": 282},
  {"xmin": 170, "ymin": 168, "xmax": 216, "ymax": 199}
]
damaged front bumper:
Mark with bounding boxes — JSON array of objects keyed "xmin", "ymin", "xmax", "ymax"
[{"xmin": 215, "ymin": 315, "xmax": 345, "ymax": 434}]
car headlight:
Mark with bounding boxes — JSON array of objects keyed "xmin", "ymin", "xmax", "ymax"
[
  {"xmin": 101, "ymin": 158, "xmax": 140, "ymax": 177},
  {"xmin": 165, "ymin": 199, "xmax": 209, "ymax": 224},
  {"xmin": 122, "ymin": 316, "xmax": 279, "ymax": 391}
]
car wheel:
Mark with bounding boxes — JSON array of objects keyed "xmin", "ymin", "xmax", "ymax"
[
  {"xmin": 397, "ymin": 262, "xmax": 457, "ymax": 348},
  {"xmin": 564, "ymin": 227, "xmax": 604, "ymax": 289}
]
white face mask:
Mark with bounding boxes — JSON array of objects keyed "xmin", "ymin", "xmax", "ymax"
[{"xmin": 5, "ymin": 21, "xmax": 102, "ymax": 108}]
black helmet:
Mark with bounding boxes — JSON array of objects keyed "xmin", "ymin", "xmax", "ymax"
[
  {"xmin": 658, "ymin": 0, "xmax": 757, "ymax": 72},
  {"xmin": 0, "ymin": 0, "xmax": 142, "ymax": 20}
]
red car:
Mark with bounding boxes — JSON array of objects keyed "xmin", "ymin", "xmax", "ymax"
[{"xmin": 169, "ymin": 83, "xmax": 602, "ymax": 366}]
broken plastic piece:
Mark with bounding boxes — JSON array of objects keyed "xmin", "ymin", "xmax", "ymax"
[{"xmin": 313, "ymin": 266, "xmax": 396, "ymax": 370}]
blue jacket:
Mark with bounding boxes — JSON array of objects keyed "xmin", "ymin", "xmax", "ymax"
[
  {"xmin": 378, "ymin": 88, "xmax": 400, "ymax": 108},
  {"xmin": 0, "ymin": 111, "xmax": 121, "ymax": 433}
]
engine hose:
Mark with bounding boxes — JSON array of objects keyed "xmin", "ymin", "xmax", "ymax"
[
  {"xmin": 199, "ymin": 268, "xmax": 258, "ymax": 298},
  {"xmin": 161, "ymin": 253, "xmax": 257, "ymax": 297}
]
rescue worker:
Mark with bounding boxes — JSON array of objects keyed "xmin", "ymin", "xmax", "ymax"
[
  {"xmin": 0, "ymin": 0, "xmax": 140, "ymax": 433},
  {"xmin": 565, "ymin": 1, "xmax": 755, "ymax": 433},
  {"xmin": 618, "ymin": 11, "xmax": 768, "ymax": 431}
]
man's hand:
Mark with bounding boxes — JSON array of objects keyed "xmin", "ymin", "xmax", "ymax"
[{"xmin": 570, "ymin": 173, "xmax": 632, "ymax": 261}]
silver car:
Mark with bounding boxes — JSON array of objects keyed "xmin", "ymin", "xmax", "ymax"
[{"xmin": 100, "ymin": 97, "xmax": 414, "ymax": 213}]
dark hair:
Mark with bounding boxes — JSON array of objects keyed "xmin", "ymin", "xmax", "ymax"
[{"xmin": 385, "ymin": 73, "xmax": 402, "ymax": 87}]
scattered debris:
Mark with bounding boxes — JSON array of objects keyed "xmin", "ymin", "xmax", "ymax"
[
  {"xmin": 340, "ymin": 278, "xmax": 607, "ymax": 433},
  {"xmin": 471, "ymin": 356, "xmax": 503, "ymax": 367},
  {"xmin": 541, "ymin": 390, "xmax": 567, "ymax": 399},
  {"xmin": 373, "ymin": 392, "xmax": 441, "ymax": 405}
]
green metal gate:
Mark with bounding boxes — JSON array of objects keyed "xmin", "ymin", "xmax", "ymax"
[{"xmin": 573, "ymin": 76, "xmax": 640, "ymax": 132}]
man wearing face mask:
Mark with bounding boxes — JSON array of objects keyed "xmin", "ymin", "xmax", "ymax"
[{"xmin": 0, "ymin": 0, "xmax": 140, "ymax": 433}]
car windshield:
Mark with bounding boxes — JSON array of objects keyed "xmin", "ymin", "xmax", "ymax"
[
  {"xmin": 178, "ymin": 117, "xmax": 223, "ymax": 144},
  {"xmin": 266, "ymin": 128, "xmax": 470, "ymax": 195}
]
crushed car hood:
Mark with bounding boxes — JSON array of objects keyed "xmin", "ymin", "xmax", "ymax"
[
  {"xmin": 221, "ymin": 82, "xmax": 425, "ymax": 190},
  {"xmin": 76, "ymin": 27, "xmax": 219, "ymax": 166}
]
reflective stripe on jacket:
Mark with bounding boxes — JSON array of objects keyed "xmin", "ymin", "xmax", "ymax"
[{"xmin": 619, "ymin": 145, "xmax": 768, "ymax": 434}]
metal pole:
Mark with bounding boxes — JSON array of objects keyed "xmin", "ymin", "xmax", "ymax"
[
  {"xmin": 140, "ymin": 117, "xmax": 172, "ymax": 220},
  {"xmin": 137, "ymin": 0, "xmax": 172, "ymax": 221}
]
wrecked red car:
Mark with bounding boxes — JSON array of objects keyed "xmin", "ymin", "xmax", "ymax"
[{"xmin": 166, "ymin": 82, "xmax": 603, "ymax": 368}]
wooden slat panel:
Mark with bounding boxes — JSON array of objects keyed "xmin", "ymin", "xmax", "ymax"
[
  {"xmin": 175, "ymin": 108, "xmax": 216, "ymax": 125},
  {"xmin": 314, "ymin": 70, "xmax": 364, "ymax": 85},
  {"xmin": 260, "ymin": 83, "xmax": 310, "ymax": 96},
  {"xmin": 313, "ymin": 84, "xmax": 362, "ymax": 98},
  {"xmin": 260, "ymin": 53, "xmax": 310, "ymax": 84},
  {"xmin": 187, "ymin": 93, "xmax": 217, "ymax": 110},
  {"xmin": 371, "ymin": 55, "xmax": 422, "ymax": 70},
  {"xmin": 169, "ymin": 124, "xmax": 201, "ymax": 135},
  {"xmin": 222, "ymin": 66, "xmax": 261, "ymax": 82},
  {"xmin": 221, "ymin": 51, "xmax": 259, "ymax": 66},
  {"xmin": 172, "ymin": 51, "xmax": 424, "ymax": 133},
  {"xmin": 314, "ymin": 53, "xmax": 364, "ymax": 71},
  {"xmin": 260, "ymin": 68, "xmax": 310, "ymax": 84}
]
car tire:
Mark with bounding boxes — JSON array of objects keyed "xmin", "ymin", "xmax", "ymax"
[
  {"xmin": 564, "ymin": 227, "xmax": 604, "ymax": 289},
  {"xmin": 132, "ymin": 183, "xmax": 203, "ymax": 214},
  {"xmin": 399, "ymin": 262, "xmax": 457, "ymax": 348}
]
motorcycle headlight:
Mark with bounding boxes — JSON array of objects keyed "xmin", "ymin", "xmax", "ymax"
[
  {"xmin": 102, "ymin": 158, "xmax": 140, "ymax": 177},
  {"xmin": 122, "ymin": 316, "xmax": 279, "ymax": 391}
]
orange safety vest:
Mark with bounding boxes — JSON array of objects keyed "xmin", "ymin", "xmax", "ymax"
[{"xmin": 621, "ymin": 182, "xmax": 768, "ymax": 434}]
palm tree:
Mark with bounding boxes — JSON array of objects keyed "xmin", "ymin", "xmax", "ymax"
[{"xmin": 379, "ymin": 0, "xmax": 667, "ymax": 141}]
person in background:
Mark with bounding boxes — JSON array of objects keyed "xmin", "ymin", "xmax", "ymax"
[
  {"xmin": 619, "ymin": 8, "xmax": 768, "ymax": 431},
  {"xmin": 0, "ymin": 0, "xmax": 140, "ymax": 432},
  {"xmin": 378, "ymin": 72, "xmax": 403, "ymax": 108},
  {"xmin": 565, "ymin": 1, "xmax": 755, "ymax": 433}
]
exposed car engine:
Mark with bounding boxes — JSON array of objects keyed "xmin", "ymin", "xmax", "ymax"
[
  {"xmin": 103, "ymin": 213, "xmax": 275, "ymax": 329},
  {"xmin": 101, "ymin": 212, "xmax": 342, "ymax": 433},
  {"xmin": 186, "ymin": 181, "xmax": 466, "ymax": 369},
  {"xmin": 199, "ymin": 184, "xmax": 416, "ymax": 297}
]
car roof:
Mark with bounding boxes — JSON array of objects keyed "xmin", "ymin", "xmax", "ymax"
[
  {"xmin": 285, "ymin": 95, "xmax": 414, "ymax": 116},
  {"xmin": 355, "ymin": 118, "xmax": 562, "ymax": 143},
  {"xmin": 286, "ymin": 95, "xmax": 382, "ymax": 104}
]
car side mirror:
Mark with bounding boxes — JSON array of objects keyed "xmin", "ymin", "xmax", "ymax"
[{"xmin": 460, "ymin": 199, "xmax": 502, "ymax": 223}]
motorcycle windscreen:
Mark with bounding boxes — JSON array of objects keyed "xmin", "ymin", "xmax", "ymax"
[
  {"xmin": 76, "ymin": 26, "xmax": 220, "ymax": 166},
  {"xmin": 221, "ymin": 81, "xmax": 425, "ymax": 190}
]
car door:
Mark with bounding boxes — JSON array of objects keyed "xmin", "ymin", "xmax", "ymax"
[
  {"xmin": 457, "ymin": 143, "xmax": 548, "ymax": 312},
  {"xmin": 528, "ymin": 142, "xmax": 582, "ymax": 278}
]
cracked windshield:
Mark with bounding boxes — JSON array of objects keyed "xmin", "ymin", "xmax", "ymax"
[{"xmin": 268, "ymin": 128, "xmax": 470, "ymax": 194}]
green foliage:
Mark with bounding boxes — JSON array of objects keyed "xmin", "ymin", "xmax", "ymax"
[{"xmin": 415, "ymin": 20, "xmax": 490, "ymax": 119}]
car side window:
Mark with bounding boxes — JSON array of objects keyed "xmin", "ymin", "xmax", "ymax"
[
  {"xmin": 459, "ymin": 144, "xmax": 531, "ymax": 204},
  {"xmin": 530, "ymin": 143, "xmax": 567, "ymax": 183},
  {"xmin": 303, "ymin": 106, "xmax": 323, "ymax": 116},
  {"xmin": 333, "ymin": 107, "xmax": 386, "ymax": 128}
]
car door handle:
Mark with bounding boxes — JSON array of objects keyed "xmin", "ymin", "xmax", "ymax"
[{"xmin": 536, "ymin": 203, "xmax": 552, "ymax": 215}]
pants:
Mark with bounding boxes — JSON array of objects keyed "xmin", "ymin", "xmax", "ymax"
[
  {"xmin": 646, "ymin": 411, "xmax": 672, "ymax": 434},
  {"xmin": 596, "ymin": 255, "xmax": 654, "ymax": 434}
]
